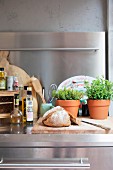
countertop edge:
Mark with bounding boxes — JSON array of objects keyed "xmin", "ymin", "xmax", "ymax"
[{"xmin": 0, "ymin": 134, "xmax": 113, "ymax": 147}]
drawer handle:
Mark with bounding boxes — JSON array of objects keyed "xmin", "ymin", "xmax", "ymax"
[
  {"xmin": 0, "ymin": 157, "xmax": 3, "ymax": 164},
  {"xmin": 0, "ymin": 157, "xmax": 90, "ymax": 169}
]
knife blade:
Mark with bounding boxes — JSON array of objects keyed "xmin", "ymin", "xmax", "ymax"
[{"xmin": 82, "ymin": 120, "xmax": 111, "ymax": 131}]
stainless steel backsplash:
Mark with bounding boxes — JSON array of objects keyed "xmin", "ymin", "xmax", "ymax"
[{"xmin": 0, "ymin": 32, "xmax": 105, "ymax": 101}]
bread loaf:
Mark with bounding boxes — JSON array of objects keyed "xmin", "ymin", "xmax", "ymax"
[{"xmin": 42, "ymin": 106, "xmax": 71, "ymax": 127}]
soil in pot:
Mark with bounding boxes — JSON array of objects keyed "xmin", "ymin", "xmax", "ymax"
[
  {"xmin": 56, "ymin": 100, "xmax": 80, "ymax": 118},
  {"xmin": 87, "ymin": 100, "xmax": 110, "ymax": 119}
]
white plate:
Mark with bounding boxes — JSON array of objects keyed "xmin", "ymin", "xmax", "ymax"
[{"xmin": 58, "ymin": 75, "xmax": 95, "ymax": 96}]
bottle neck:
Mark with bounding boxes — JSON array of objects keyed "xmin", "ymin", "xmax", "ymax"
[
  {"xmin": 27, "ymin": 94, "xmax": 32, "ymax": 98},
  {"xmin": 14, "ymin": 104, "xmax": 19, "ymax": 109},
  {"xmin": 14, "ymin": 94, "xmax": 19, "ymax": 108}
]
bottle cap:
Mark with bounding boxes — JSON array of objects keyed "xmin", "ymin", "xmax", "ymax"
[
  {"xmin": 24, "ymin": 86, "xmax": 28, "ymax": 90},
  {"xmin": 14, "ymin": 93, "xmax": 19, "ymax": 96},
  {"xmin": 27, "ymin": 90, "xmax": 32, "ymax": 95},
  {"xmin": 0, "ymin": 68, "xmax": 4, "ymax": 71}
]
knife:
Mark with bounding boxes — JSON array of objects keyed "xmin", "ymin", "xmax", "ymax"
[{"xmin": 81, "ymin": 120, "xmax": 111, "ymax": 131}]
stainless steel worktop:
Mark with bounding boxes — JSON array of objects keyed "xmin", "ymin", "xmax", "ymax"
[
  {"xmin": 0, "ymin": 134, "xmax": 113, "ymax": 147},
  {"xmin": 0, "ymin": 121, "xmax": 113, "ymax": 148},
  {"xmin": 1, "ymin": 121, "xmax": 113, "ymax": 170}
]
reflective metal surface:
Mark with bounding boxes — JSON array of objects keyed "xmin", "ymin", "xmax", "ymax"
[
  {"xmin": 0, "ymin": 32, "xmax": 106, "ymax": 101},
  {"xmin": 0, "ymin": 122, "xmax": 113, "ymax": 169},
  {"xmin": 0, "ymin": 158, "xmax": 90, "ymax": 169},
  {"xmin": 0, "ymin": 32, "xmax": 110, "ymax": 169},
  {"xmin": 0, "ymin": 32, "xmax": 104, "ymax": 50},
  {"xmin": 0, "ymin": 147, "xmax": 113, "ymax": 169},
  {"xmin": 0, "ymin": 133, "xmax": 113, "ymax": 147},
  {"xmin": 0, "ymin": 120, "xmax": 35, "ymax": 134},
  {"xmin": 0, "ymin": 119, "xmax": 113, "ymax": 147}
]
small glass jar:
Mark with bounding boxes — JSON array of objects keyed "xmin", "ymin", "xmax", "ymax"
[{"xmin": 6, "ymin": 76, "xmax": 14, "ymax": 91}]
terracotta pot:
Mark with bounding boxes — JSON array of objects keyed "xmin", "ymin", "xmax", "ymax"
[
  {"xmin": 87, "ymin": 100, "xmax": 110, "ymax": 119},
  {"xmin": 56, "ymin": 100, "xmax": 80, "ymax": 118}
]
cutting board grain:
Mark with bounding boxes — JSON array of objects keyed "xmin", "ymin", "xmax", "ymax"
[{"xmin": 32, "ymin": 117, "xmax": 113, "ymax": 134}]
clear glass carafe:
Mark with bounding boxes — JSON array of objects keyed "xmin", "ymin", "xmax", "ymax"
[
  {"xmin": 10, "ymin": 94, "xmax": 23, "ymax": 124},
  {"xmin": 10, "ymin": 107, "xmax": 23, "ymax": 124}
]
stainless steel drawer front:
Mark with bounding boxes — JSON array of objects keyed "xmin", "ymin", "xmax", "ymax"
[
  {"xmin": 1, "ymin": 146, "xmax": 113, "ymax": 169},
  {"xmin": 0, "ymin": 157, "xmax": 90, "ymax": 169}
]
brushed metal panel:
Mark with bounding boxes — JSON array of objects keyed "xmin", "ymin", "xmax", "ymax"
[
  {"xmin": 0, "ymin": 32, "xmax": 106, "ymax": 100},
  {"xmin": 0, "ymin": 32, "xmax": 105, "ymax": 100},
  {"xmin": 0, "ymin": 147, "xmax": 113, "ymax": 170},
  {"xmin": 0, "ymin": 134, "xmax": 113, "ymax": 147},
  {"xmin": 0, "ymin": 32, "xmax": 105, "ymax": 49},
  {"xmin": 108, "ymin": 0, "xmax": 113, "ymax": 116}
]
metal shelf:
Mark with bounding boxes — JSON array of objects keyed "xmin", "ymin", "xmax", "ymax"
[{"xmin": 0, "ymin": 48, "xmax": 99, "ymax": 51}]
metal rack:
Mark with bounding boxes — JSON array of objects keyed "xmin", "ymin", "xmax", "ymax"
[{"xmin": 0, "ymin": 47, "xmax": 99, "ymax": 51}]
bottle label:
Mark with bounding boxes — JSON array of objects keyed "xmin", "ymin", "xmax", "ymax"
[
  {"xmin": 26, "ymin": 98, "xmax": 33, "ymax": 122},
  {"xmin": 0, "ymin": 79, "xmax": 6, "ymax": 89},
  {"xmin": 26, "ymin": 111, "xmax": 33, "ymax": 121}
]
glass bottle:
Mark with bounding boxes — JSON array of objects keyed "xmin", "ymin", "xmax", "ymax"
[
  {"xmin": 26, "ymin": 89, "xmax": 33, "ymax": 123},
  {"xmin": 82, "ymin": 104, "xmax": 89, "ymax": 117},
  {"xmin": 13, "ymin": 76, "xmax": 19, "ymax": 91},
  {"xmin": 0, "ymin": 68, "xmax": 6, "ymax": 90},
  {"xmin": 19, "ymin": 85, "xmax": 24, "ymax": 112},
  {"xmin": 22, "ymin": 86, "xmax": 28, "ymax": 123},
  {"xmin": 10, "ymin": 94, "xmax": 23, "ymax": 124}
]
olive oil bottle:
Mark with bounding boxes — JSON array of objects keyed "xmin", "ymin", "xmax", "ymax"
[
  {"xmin": 0, "ymin": 68, "xmax": 6, "ymax": 90},
  {"xmin": 10, "ymin": 94, "xmax": 23, "ymax": 124},
  {"xmin": 22, "ymin": 86, "xmax": 28, "ymax": 123}
]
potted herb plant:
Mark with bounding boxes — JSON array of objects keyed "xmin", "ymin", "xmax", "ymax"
[
  {"xmin": 84, "ymin": 76, "xmax": 113, "ymax": 119},
  {"xmin": 52, "ymin": 88, "xmax": 84, "ymax": 118}
]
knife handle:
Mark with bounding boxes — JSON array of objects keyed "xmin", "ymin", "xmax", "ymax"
[{"xmin": 96, "ymin": 124, "xmax": 111, "ymax": 131}]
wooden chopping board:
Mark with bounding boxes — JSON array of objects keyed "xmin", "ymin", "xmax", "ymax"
[
  {"xmin": 0, "ymin": 53, "xmax": 46, "ymax": 118},
  {"xmin": 32, "ymin": 117, "xmax": 113, "ymax": 134}
]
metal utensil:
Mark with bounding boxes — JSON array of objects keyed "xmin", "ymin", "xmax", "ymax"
[
  {"xmin": 82, "ymin": 120, "xmax": 111, "ymax": 131},
  {"xmin": 48, "ymin": 84, "xmax": 57, "ymax": 103}
]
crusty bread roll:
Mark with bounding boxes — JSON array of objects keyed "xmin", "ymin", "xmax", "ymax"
[{"xmin": 42, "ymin": 106, "xmax": 71, "ymax": 127}]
